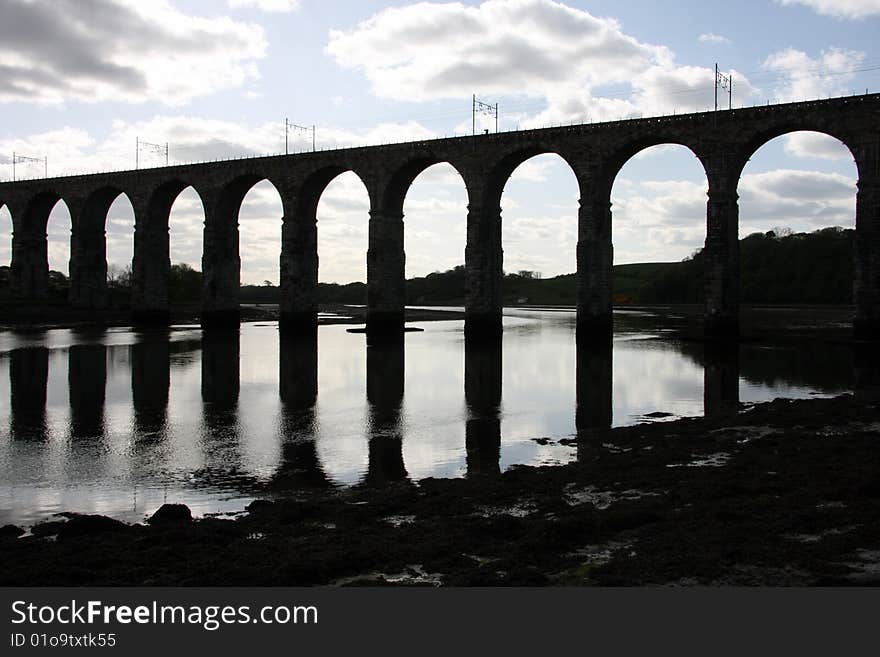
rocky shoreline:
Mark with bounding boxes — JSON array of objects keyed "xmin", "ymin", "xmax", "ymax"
[{"xmin": 2, "ymin": 393, "xmax": 879, "ymax": 586}]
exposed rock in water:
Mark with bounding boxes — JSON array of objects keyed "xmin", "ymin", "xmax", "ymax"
[
  {"xmin": 148, "ymin": 504, "xmax": 193, "ymax": 525},
  {"xmin": 0, "ymin": 525, "xmax": 25, "ymax": 540}
]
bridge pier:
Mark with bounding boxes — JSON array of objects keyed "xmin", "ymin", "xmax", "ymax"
[
  {"xmin": 10, "ymin": 229, "xmax": 48, "ymax": 301},
  {"xmin": 131, "ymin": 198, "xmax": 170, "ymax": 325},
  {"xmin": 201, "ymin": 192, "xmax": 241, "ymax": 329},
  {"xmin": 465, "ymin": 191, "xmax": 503, "ymax": 337},
  {"xmin": 280, "ymin": 209, "xmax": 319, "ymax": 336},
  {"xmin": 366, "ymin": 209, "xmax": 405, "ymax": 339},
  {"xmin": 855, "ymin": 178, "xmax": 880, "ymax": 341},
  {"xmin": 576, "ymin": 190, "xmax": 614, "ymax": 335},
  {"xmin": 704, "ymin": 181, "xmax": 740, "ymax": 340},
  {"xmin": 69, "ymin": 223, "xmax": 108, "ymax": 310},
  {"xmin": 9, "ymin": 197, "xmax": 49, "ymax": 301}
]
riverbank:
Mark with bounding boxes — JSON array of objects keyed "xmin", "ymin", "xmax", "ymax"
[{"xmin": 2, "ymin": 393, "xmax": 879, "ymax": 586}]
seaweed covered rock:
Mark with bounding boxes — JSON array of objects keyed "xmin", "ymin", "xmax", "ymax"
[{"xmin": 148, "ymin": 504, "xmax": 193, "ymax": 525}]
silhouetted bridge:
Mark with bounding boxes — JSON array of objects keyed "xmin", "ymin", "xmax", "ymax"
[{"xmin": 1, "ymin": 94, "xmax": 878, "ymax": 338}]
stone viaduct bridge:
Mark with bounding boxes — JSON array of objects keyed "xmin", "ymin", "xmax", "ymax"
[{"xmin": 1, "ymin": 94, "xmax": 878, "ymax": 339}]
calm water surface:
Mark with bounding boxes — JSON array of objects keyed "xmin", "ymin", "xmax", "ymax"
[{"xmin": 0, "ymin": 308, "xmax": 854, "ymax": 526}]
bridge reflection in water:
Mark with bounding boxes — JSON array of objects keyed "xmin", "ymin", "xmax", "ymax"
[{"xmin": 0, "ymin": 318, "xmax": 864, "ymax": 524}]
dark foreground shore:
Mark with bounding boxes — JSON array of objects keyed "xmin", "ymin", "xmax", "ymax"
[{"xmin": 2, "ymin": 394, "xmax": 879, "ymax": 586}]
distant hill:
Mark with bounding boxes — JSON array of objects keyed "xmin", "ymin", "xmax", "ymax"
[{"xmin": 639, "ymin": 227, "xmax": 853, "ymax": 304}]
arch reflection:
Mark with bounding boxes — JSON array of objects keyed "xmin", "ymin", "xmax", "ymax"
[
  {"xmin": 200, "ymin": 330, "xmax": 242, "ymax": 471},
  {"xmin": 575, "ymin": 331, "xmax": 613, "ymax": 450},
  {"xmin": 68, "ymin": 342, "xmax": 107, "ymax": 440},
  {"xmin": 364, "ymin": 337, "xmax": 407, "ymax": 485},
  {"xmin": 274, "ymin": 334, "xmax": 328, "ymax": 489},
  {"xmin": 465, "ymin": 334, "xmax": 502, "ymax": 477},
  {"xmin": 130, "ymin": 334, "xmax": 170, "ymax": 438},
  {"xmin": 854, "ymin": 342, "xmax": 880, "ymax": 403},
  {"xmin": 9, "ymin": 347, "xmax": 49, "ymax": 441},
  {"xmin": 703, "ymin": 342, "xmax": 740, "ymax": 418}
]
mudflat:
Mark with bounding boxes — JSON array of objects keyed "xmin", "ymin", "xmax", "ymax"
[{"xmin": 2, "ymin": 393, "xmax": 879, "ymax": 586}]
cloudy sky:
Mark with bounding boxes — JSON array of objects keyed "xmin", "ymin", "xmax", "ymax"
[{"xmin": 0, "ymin": 0, "xmax": 877, "ymax": 284}]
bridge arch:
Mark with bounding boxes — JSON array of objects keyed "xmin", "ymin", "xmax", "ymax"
[
  {"xmin": 736, "ymin": 123, "xmax": 859, "ymax": 182},
  {"xmin": 609, "ymin": 143, "xmax": 710, "ymax": 305},
  {"xmin": 501, "ymin": 153, "xmax": 581, "ymax": 296},
  {"xmin": 605, "ymin": 138, "xmax": 708, "ymax": 196},
  {"xmin": 396, "ymin": 161, "xmax": 468, "ymax": 290},
  {"xmin": 279, "ymin": 166, "xmax": 371, "ymax": 332},
  {"xmin": 231, "ymin": 176, "xmax": 285, "ymax": 291},
  {"xmin": 69, "ymin": 186, "xmax": 135, "ymax": 309},
  {"xmin": 0, "ymin": 202, "xmax": 10, "ymax": 269},
  {"xmin": 197, "ymin": 174, "xmax": 287, "ymax": 324},
  {"xmin": 380, "ymin": 157, "xmax": 468, "ymax": 213},
  {"xmin": 131, "ymin": 179, "xmax": 205, "ymax": 323},
  {"xmin": 464, "ymin": 146, "xmax": 583, "ymax": 335},
  {"xmin": 487, "ymin": 147, "xmax": 583, "ymax": 207},
  {"xmin": 737, "ymin": 130, "xmax": 858, "ymax": 306},
  {"xmin": 8, "ymin": 191, "xmax": 69, "ymax": 301}
]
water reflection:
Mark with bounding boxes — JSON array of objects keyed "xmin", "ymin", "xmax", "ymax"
[
  {"xmin": 365, "ymin": 338, "xmax": 407, "ymax": 485},
  {"xmin": 854, "ymin": 342, "xmax": 880, "ymax": 403},
  {"xmin": 10, "ymin": 347, "xmax": 49, "ymax": 441},
  {"xmin": 704, "ymin": 342, "xmax": 740, "ymax": 418},
  {"xmin": 130, "ymin": 334, "xmax": 170, "ymax": 438},
  {"xmin": 200, "ymin": 330, "xmax": 242, "ymax": 475},
  {"xmin": 575, "ymin": 332, "xmax": 613, "ymax": 438},
  {"xmin": 465, "ymin": 335, "xmax": 502, "ymax": 476},
  {"xmin": 0, "ymin": 310, "xmax": 872, "ymax": 526},
  {"xmin": 274, "ymin": 334, "xmax": 328, "ymax": 488},
  {"xmin": 68, "ymin": 342, "xmax": 107, "ymax": 440}
]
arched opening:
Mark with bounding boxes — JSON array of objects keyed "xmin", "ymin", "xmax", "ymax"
[
  {"xmin": 167, "ymin": 186, "xmax": 205, "ymax": 309},
  {"xmin": 105, "ymin": 193, "xmax": 135, "ymax": 307},
  {"xmin": 610, "ymin": 144, "xmax": 709, "ymax": 307},
  {"xmin": 402, "ymin": 162, "xmax": 468, "ymax": 304},
  {"xmin": 316, "ymin": 172, "xmax": 369, "ymax": 287},
  {"xmin": 738, "ymin": 131, "xmax": 857, "ymax": 306},
  {"xmin": 492, "ymin": 153, "xmax": 580, "ymax": 461},
  {"xmin": 46, "ymin": 198, "xmax": 71, "ymax": 300},
  {"xmin": 72, "ymin": 188, "xmax": 134, "ymax": 310},
  {"xmin": 500, "ymin": 153, "xmax": 580, "ymax": 307},
  {"xmin": 0, "ymin": 204, "xmax": 10, "ymax": 298},
  {"xmin": 237, "ymin": 179, "xmax": 283, "ymax": 309}
]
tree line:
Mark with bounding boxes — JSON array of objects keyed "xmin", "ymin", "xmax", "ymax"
[{"xmin": 0, "ymin": 227, "xmax": 855, "ymax": 305}]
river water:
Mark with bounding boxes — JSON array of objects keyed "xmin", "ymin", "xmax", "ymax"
[{"xmin": 0, "ymin": 308, "xmax": 855, "ymax": 527}]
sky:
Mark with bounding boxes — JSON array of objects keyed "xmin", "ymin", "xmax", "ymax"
[{"xmin": 0, "ymin": 0, "xmax": 877, "ymax": 284}]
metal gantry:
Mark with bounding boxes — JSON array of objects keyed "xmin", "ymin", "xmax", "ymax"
[
  {"xmin": 715, "ymin": 63, "xmax": 733, "ymax": 111},
  {"xmin": 286, "ymin": 119, "xmax": 316, "ymax": 154},
  {"xmin": 11, "ymin": 152, "xmax": 47, "ymax": 181},
  {"xmin": 136, "ymin": 137, "xmax": 169, "ymax": 169},
  {"xmin": 473, "ymin": 94, "xmax": 499, "ymax": 135}
]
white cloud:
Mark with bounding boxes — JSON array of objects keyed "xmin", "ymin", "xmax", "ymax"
[
  {"xmin": 763, "ymin": 47, "xmax": 866, "ymax": 102},
  {"xmin": 608, "ymin": 169, "xmax": 857, "ymax": 262},
  {"xmin": 0, "ymin": 0, "xmax": 267, "ymax": 105},
  {"xmin": 698, "ymin": 33, "xmax": 731, "ymax": 44},
  {"xmin": 228, "ymin": 0, "xmax": 300, "ymax": 12},
  {"xmin": 326, "ymin": 0, "xmax": 756, "ymax": 126},
  {"xmin": 327, "ymin": 0, "xmax": 675, "ymax": 101},
  {"xmin": 777, "ymin": 0, "xmax": 880, "ymax": 19},
  {"xmin": 738, "ymin": 169, "xmax": 856, "ymax": 234},
  {"xmin": 783, "ymin": 132, "xmax": 854, "ymax": 161}
]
